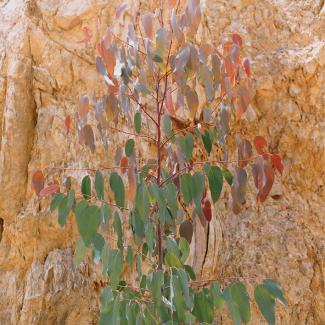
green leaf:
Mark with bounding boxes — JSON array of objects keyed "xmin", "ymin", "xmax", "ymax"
[
  {"xmin": 134, "ymin": 111, "xmax": 142, "ymax": 133},
  {"xmin": 222, "ymin": 168, "xmax": 233, "ymax": 186},
  {"xmin": 263, "ymin": 279, "xmax": 287, "ymax": 305},
  {"xmin": 177, "ymin": 269, "xmax": 192, "ymax": 309},
  {"xmin": 151, "ymin": 270, "xmax": 163, "ymax": 307},
  {"xmin": 134, "ymin": 82, "xmax": 151, "ymax": 95},
  {"xmin": 254, "ymin": 284, "xmax": 276, "ymax": 325},
  {"xmin": 179, "ymin": 237, "xmax": 190, "ymax": 263},
  {"xmin": 184, "ymin": 265, "xmax": 196, "ymax": 281},
  {"xmin": 74, "ymin": 237, "xmax": 87, "ymax": 264},
  {"xmin": 192, "ymin": 172, "xmax": 204, "ymax": 213},
  {"xmin": 95, "ymin": 170, "xmax": 104, "ymax": 200},
  {"xmin": 125, "ymin": 139, "xmax": 135, "ymax": 157},
  {"xmin": 135, "ymin": 183, "xmax": 149, "ymax": 220},
  {"xmin": 165, "ymin": 182, "xmax": 178, "ymax": 218},
  {"xmin": 202, "ymin": 130, "xmax": 212, "ymax": 154},
  {"xmin": 92, "ymin": 233, "xmax": 105, "ymax": 252},
  {"xmin": 126, "ymin": 246, "xmax": 134, "ymax": 267},
  {"xmin": 210, "ymin": 282, "xmax": 224, "ymax": 310},
  {"xmin": 208, "ymin": 166, "xmax": 223, "ymax": 203},
  {"xmin": 58, "ymin": 196, "xmax": 71, "ymax": 227},
  {"xmin": 75, "ymin": 201, "xmax": 101, "ymax": 246},
  {"xmin": 192, "ymin": 290, "xmax": 214, "ymax": 323},
  {"xmin": 223, "ymin": 282, "xmax": 251, "ymax": 325},
  {"xmin": 50, "ymin": 193, "xmax": 64, "ymax": 213},
  {"xmin": 81, "ymin": 175, "xmax": 91, "ymax": 200},
  {"xmin": 172, "ymin": 272, "xmax": 186, "ymax": 321},
  {"xmin": 114, "ymin": 212, "xmax": 123, "ymax": 249},
  {"xmin": 162, "ymin": 114, "xmax": 173, "ymax": 140},
  {"xmin": 109, "ymin": 172, "xmax": 125, "ymax": 208},
  {"xmin": 109, "ymin": 250, "xmax": 123, "ymax": 288},
  {"xmin": 164, "ymin": 252, "xmax": 182, "ymax": 267},
  {"xmin": 180, "ymin": 173, "xmax": 192, "ymax": 205},
  {"xmin": 178, "ymin": 134, "xmax": 194, "ymax": 162}
]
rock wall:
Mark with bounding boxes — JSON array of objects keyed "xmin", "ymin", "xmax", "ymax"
[{"xmin": 0, "ymin": 0, "xmax": 324, "ymax": 324}]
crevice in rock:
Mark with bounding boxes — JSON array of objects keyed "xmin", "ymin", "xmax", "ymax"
[
  {"xmin": 0, "ymin": 218, "xmax": 3, "ymax": 242},
  {"xmin": 201, "ymin": 221, "xmax": 210, "ymax": 275}
]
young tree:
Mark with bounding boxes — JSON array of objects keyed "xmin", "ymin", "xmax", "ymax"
[{"xmin": 32, "ymin": 1, "xmax": 286, "ymax": 324}]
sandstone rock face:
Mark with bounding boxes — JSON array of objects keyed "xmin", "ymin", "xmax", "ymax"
[{"xmin": 0, "ymin": 0, "xmax": 324, "ymax": 324}]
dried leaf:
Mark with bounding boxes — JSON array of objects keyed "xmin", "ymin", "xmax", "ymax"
[
  {"xmin": 171, "ymin": 9, "xmax": 185, "ymax": 45},
  {"xmin": 40, "ymin": 184, "xmax": 60, "ymax": 197},
  {"xmin": 142, "ymin": 13, "xmax": 154, "ymax": 39},
  {"xmin": 236, "ymin": 84, "xmax": 250, "ymax": 120},
  {"xmin": 243, "ymin": 58, "xmax": 251, "ymax": 79},
  {"xmin": 212, "ymin": 54, "xmax": 221, "ymax": 88},
  {"xmin": 179, "ymin": 220, "xmax": 193, "ymax": 244},
  {"xmin": 79, "ymin": 96, "xmax": 90, "ymax": 120},
  {"xmin": 166, "ymin": 89, "xmax": 176, "ymax": 115},
  {"xmin": 253, "ymin": 136, "xmax": 268, "ymax": 154},
  {"xmin": 82, "ymin": 124, "xmax": 95, "ymax": 152},
  {"xmin": 175, "ymin": 45, "xmax": 191, "ymax": 72},
  {"xmin": 128, "ymin": 167, "xmax": 137, "ymax": 200},
  {"xmin": 184, "ymin": 86, "xmax": 199, "ymax": 119},
  {"xmin": 168, "ymin": 0, "xmax": 178, "ymax": 8},
  {"xmin": 116, "ymin": 2, "xmax": 127, "ymax": 19},
  {"xmin": 238, "ymin": 139, "xmax": 253, "ymax": 168},
  {"xmin": 252, "ymin": 160, "xmax": 275, "ymax": 203},
  {"xmin": 103, "ymin": 47, "xmax": 116, "ymax": 76},
  {"xmin": 271, "ymin": 154, "xmax": 284, "ymax": 175},
  {"xmin": 231, "ymin": 168, "xmax": 247, "ymax": 214},
  {"xmin": 32, "ymin": 170, "xmax": 45, "ymax": 195},
  {"xmin": 65, "ymin": 115, "xmax": 71, "ymax": 133}
]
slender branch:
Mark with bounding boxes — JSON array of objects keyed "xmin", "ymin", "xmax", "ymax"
[{"xmin": 111, "ymin": 31, "xmax": 146, "ymax": 56}]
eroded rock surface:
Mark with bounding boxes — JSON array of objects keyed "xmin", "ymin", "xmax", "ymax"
[{"xmin": 0, "ymin": 0, "xmax": 324, "ymax": 324}]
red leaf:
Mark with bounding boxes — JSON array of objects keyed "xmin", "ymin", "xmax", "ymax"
[
  {"xmin": 225, "ymin": 55, "xmax": 234, "ymax": 79},
  {"xmin": 202, "ymin": 197, "xmax": 212, "ymax": 222},
  {"xmin": 232, "ymin": 33, "xmax": 243, "ymax": 47},
  {"xmin": 103, "ymin": 47, "xmax": 116, "ymax": 77},
  {"xmin": 271, "ymin": 154, "xmax": 284, "ymax": 175},
  {"xmin": 120, "ymin": 156, "xmax": 129, "ymax": 174},
  {"xmin": 32, "ymin": 170, "xmax": 45, "ymax": 196},
  {"xmin": 39, "ymin": 184, "xmax": 60, "ymax": 197},
  {"xmin": 65, "ymin": 115, "xmax": 71, "ymax": 133},
  {"xmin": 253, "ymin": 136, "xmax": 268, "ymax": 154},
  {"xmin": 243, "ymin": 58, "xmax": 251, "ymax": 79}
]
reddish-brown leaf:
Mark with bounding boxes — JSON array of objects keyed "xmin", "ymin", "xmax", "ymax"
[
  {"xmin": 236, "ymin": 84, "xmax": 250, "ymax": 120},
  {"xmin": 120, "ymin": 156, "xmax": 129, "ymax": 174},
  {"xmin": 225, "ymin": 55, "xmax": 234, "ymax": 79},
  {"xmin": 271, "ymin": 154, "xmax": 284, "ymax": 175},
  {"xmin": 79, "ymin": 96, "xmax": 90, "ymax": 119},
  {"xmin": 184, "ymin": 86, "xmax": 199, "ymax": 119},
  {"xmin": 82, "ymin": 124, "xmax": 95, "ymax": 152},
  {"xmin": 103, "ymin": 47, "xmax": 116, "ymax": 76},
  {"xmin": 65, "ymin": 115, "xmax": 71, "ymax": 133},
  {"xmin": 232, "ymin": 33, "xmax": 243, "ymax": 47},
  {"xmin": 142, "ymin": 13, "xmax": 154, "ymax": 39},
  {"xmin": 202, "ymin": 197, "xmax": 212, "ymax": 222},
  {"xmin": 243, "ymin": 58, "xmax": 251, "ymax": 79},
  {"xmin": 128, "ymin": 167, "xmax": 137, "ymax": 200},
  {"xmin": 179, "ymin": 220, "xmax": 193, "ymax": 243},
  {"xmin": 166, "ymin": 89, "xmax": 175, "ymax": 115},
  {"xmin": 252, "ymin": 159, "xmax": 275, "ymax": 203},
  {"xmin": 39, "ymin": 184, "xmax": 60, "ymax": 197},
  {"xmin": 238, "ymin": 139, "xmax": 253, "ymax": 167},
  {"xmin": 32, "ymin": 170, "xmax": 45, "ymax": 196},
  {"xmin": 253, "ymin": 136, "xmax": 268, "ymax": 154},
  {"xmin": 230, "ymin": 44, "xmax": 240, "ymax": 65}
]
